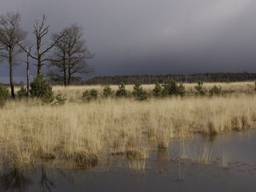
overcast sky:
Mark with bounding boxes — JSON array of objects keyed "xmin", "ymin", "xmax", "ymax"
[{"xmin": 1, "ymin": 0, "xmax": 256, "ymax": 80}]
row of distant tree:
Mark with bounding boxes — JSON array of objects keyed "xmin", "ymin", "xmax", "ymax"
[
  {"xmin": 0, "ymin": 12, "xmax": 92, "ymax": 98},
  {"xmin": 85, "ymin": 73, "xmax": 256, "ymax": 85}
]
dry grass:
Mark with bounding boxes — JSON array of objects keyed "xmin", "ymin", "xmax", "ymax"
[
  {"xmin": 52, "ymin": 81, "xmax": 256, "ymax": 100},
  {"xmin": 1, "ymin": 93, "xmax": 256, "ymax": 169}
]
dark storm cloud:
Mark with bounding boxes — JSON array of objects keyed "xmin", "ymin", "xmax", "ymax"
[{"xmin": 1, "ymin": 0, "xmax": 256, "ymax": 80}]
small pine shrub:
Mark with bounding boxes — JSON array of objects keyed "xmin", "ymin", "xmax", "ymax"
[
  {"xmin": 162, "ymin": 80, "xmax": 185, "ymax": 96},
  {"xmin": 17, "ymin": 86, "xmax": 28, "ymax": 98},
  {"xmin": 0, "ymin": 85, "xmax": 9, "ymax": 107},
  {"xmin": 162, "ymin": 80, "xmax": 177, "ymax": 96},
  {"xmin": 195, "ymin": 81, "xmax": 206, "ymax": 96},
  {"xmin": 209, "ymin": 85, "xmax": 222, "ymax": 96},
  {"xmin": 0, "ymin": 86, "xmax": 9, "ymax": 100},
  {"xmin": 82, "ymin": 89, "xmax": 98, "ymax": 101},
  {"xmin": 103, "ymin": 86, "xmax": 113, "ymax": 98},
  {"xmin": 153, "ymin": 83, "xmax": 162, "ymax": 97},
  {"xmin": 90, "ymin": 89, "xmax": 98, "ymax": 99},
  {"xmin": 116, "ymin": 83, "xmax": 127, "ymax": 97},
  {"xmin": 30, "ymin": 75, "xmax": 54, "ymax": 103},
  {"xmin": 132, "ymin": 83, "xmax": 147, "ymax": 101}
]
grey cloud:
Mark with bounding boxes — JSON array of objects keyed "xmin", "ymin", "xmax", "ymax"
[{"xmin": 1, "ymin": 0, "xmax": 256, "ymax": 79}]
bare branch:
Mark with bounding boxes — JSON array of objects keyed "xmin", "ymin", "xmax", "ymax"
[
  {"xmin": 18, "ymin": 42, "xmax": 37, "ymax": 60},
  {"xmin": 41, "ymin": 32, "xmax": 65, "ymax": 56}
]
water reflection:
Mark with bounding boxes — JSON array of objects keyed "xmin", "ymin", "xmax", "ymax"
[
  {"xmin": 0, "ymin": 166, "xmax": 59, "ymax": 192},
  {"xmin": 40, "ymin": 167, "xmax": 55, "ymax": 192},
  {"xmin": 155, "ymin": 149, "xmax": 169, "ymax": 174},
  {"xmin": 127, "ymin": 160, "xmax": 147, "ymax": 172},
  {"xmin": 0, "ymin": 131, "xmax": 256, "ymax": 192},
  {"xmin": 0, "ymin": 167, "xmax": 31, "ymax": 192}
]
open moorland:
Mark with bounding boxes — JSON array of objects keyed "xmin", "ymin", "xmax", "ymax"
[{"xmin": 1, "ymin": 82, "xmax": 256, "ymax": 170}]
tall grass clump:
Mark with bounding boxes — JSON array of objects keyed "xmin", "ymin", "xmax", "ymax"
[{"xmin": 52, "ymin": 94, "xmax": 67, "ymax": 105}]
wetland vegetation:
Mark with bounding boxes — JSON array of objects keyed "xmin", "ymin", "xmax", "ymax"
[{"xmin": 1, "ymin": 82, "xmax": 256, "ymax": 171}]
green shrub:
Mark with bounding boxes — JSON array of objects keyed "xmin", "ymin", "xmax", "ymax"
[
  {"xmin": 162, "ymin": 80, "xmax": 177, "ymax": 96},
  {"xmin": 30, "ymin": 75, "xmax": 54, "ymax": 103},
  {"xmin": 153, "ymin": 83, "xmax": 162, "ymax": 97},
  {"xmin": 195, "ymin": 81, "xmax": 206, "ymax": 96},
  {"xmin": 162, "ymin": 80, "xmax": 185, "ymax": 96},
  {"xmin": 82, "ymin": 89, "xmax": 98, "ymax": 101},
  {"xmin": 116, "ymin": 83, "xmax": 128, "ymax": 97},
  {"xmin": 0, "ymin": 86, "xmax": 9, "ymax": 100},
  {"xmin": 132, "ymin": 83, "xmax": 147, "ymax": 101},
  {"xmin": 0, "ymin": 85, "xmax": 9, "ymax": 106},
  {"xmin": 17, "ymin": 86, "xmax": 28, "ymax": 98},
  {"xmin": 103, "ymin": 86, "xmax": 113, "ymax": 98},
  {"xmin": 209, "ymin": 85, "xmax": 222, "ymax": 96}
]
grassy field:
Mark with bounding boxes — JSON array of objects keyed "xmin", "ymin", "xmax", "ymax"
[
  {"xmin": 53, "ymin": 81, "xmax": 256, "ymax": 100},
  {"xmin": 1, "ymin": 83, "xmax": 256, "ymax": 169}
]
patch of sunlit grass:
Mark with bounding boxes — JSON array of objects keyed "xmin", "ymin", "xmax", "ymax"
[{"xmin": 1, "ymin": 92, "xmax": 256, "ymax": 169}]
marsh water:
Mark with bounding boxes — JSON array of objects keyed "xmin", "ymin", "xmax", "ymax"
[{"xmin": 1, "ymin": 130, "xmax": 256, "ymax": 192}]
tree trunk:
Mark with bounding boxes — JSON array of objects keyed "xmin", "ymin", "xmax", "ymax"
[
  {"xmin": 63, "ymin": 53, "xmax": 67, "ymax": 86},
  {"xmin": 67, "ymin": 65, "xmax": 71, "ymax": 85},
  {"xmin": 8, "ymin": 48, "xmax": 15, "ymax": 99},
  {"xmin": 26, "ymin": 52, "xmax": 30, "ymax": 97},
  {"xmin": 37, "ymin": 56, "xmax": 42, "ymax": 76},
  {"xmin": 63, "ymin": 68, "xmax": 67, "ymax": 86},
  {"xmin": 36, "ymin": 38, "xmax": 42, "ymax": 76},
  {"xmin": 67, "ymin": 52, "xmax": 71, "ymax": 85}
]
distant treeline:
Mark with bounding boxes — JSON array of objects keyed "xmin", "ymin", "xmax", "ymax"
[{"xmin": 85, "ymin": 73, "xmax": 256, "ymax": 85}]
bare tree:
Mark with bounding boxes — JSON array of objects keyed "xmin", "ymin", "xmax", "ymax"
[
  {"xmin": 19, "ymin": 15, "xmax": 64, "ymax": 77},
  {"xmin": 50, "ymin": 25, "xmax": 92, "ymax": 85},
  {"xmin": 0, "ymin": 12, "xmax": 26, "ymax": 98},
  {"xmin": 25, "ymin": 47, "xmax": 32, "ymax": 96},
  {"xmin": 49, "ymin": 32, "xmax": 68, "ymax": 86}
]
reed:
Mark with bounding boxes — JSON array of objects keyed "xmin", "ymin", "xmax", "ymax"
[{"xmin": 0, "ymin": 93, "xmax": 256, "ymax": 169}]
